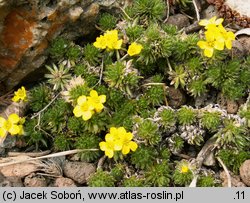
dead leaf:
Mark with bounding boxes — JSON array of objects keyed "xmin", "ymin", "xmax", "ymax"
[{"xmin": 235, "ymin": 28, "xmax": 250, "ymax": 37}]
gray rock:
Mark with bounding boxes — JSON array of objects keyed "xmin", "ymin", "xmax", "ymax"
[
  {"xmin": 0, "ymin": 0, "xmax": 125, "ymax": 93},
  {"xmin": 166, "ymin": 14, "xmax": 190, "ymax": 30},
  {"xmin": 63, "ymin": 161, "xmax": 96, "ymax": 184}
]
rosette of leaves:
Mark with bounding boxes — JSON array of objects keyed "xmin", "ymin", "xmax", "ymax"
[
  {"xmin": 126, "ymin": 0, "xmax": 166, "ymax": 24},
  {"xmin": 29, "ymin": 84, "xmax": 52, "ymax": 112},
  {"xmin": 110, "ymin": 100, "xmax": 136, "ymax": 131},
  {"xmin": 75, "ymin": 134, "xmax": 102, "ymax": 162},
  {"xmin": 83, "ymin": 44, "xmax": 101, "ymax": 66},
  {"xmin": 81, "ymin": 111, "xmax": 110, "ymax": 134},
  {"xmin": 187, "ymin": 77, "xmax": 207, "ymax": 97},
  {"xmin": 157, "ymin": 106, "xmax": 176, "ymax": 132},
  {"xmin": 24, "ymin": 119, "xmax": 48, "ymax": 150},
  {"xmin": 168, "ymin": 65, "xmax": 187, "ymax": 89},
  {"xmin": 217, "ymin": 149, "xmax": 250, "ymax": 174},
  {"xmin": 177, "ymin": 106, "xmax": 196, "ymax": 125},
  {"xmin": 215, "ymin": 119, "xmax": 248, "ymax": 150},
  {"xmin": 173, "ymin": 160, "xmax": 194, "ymax": 186},
  {"xmin": 126, "ymin": 25, "xmax": 144, "ymax": 42},
  {"xmin": 167, "ymin": 134, "xmax": 184, "ymax": 154},
  {"xmin": 45, "ymin": 63, "xmax": 72, "ymax": 91},
  {"xmin": 98, "ymin": 13, "xmax": 118, "ymax": 31},
  {"xmin": 143, "ymin": 75, "xmax": 166, "ymax": 106},
  {"xmin": 145, "ymin": 160, "xmax": 171, "ymax": 186},
  {"xmin": 130, "ymin": 145, "xmax": 158, "ymax": 169},
  {"xmin": 110, "ymin": 164, "xmax": 125, "ymax": 182},
  {"xmin": 136, "ymin": 119, "xmax": 161, "ymax": 145},
  {"xmin": 200, "ymin": 111, "xmax": 221, "ymax": 132},
  {"xmin": 42, "ymin": 99, "xmax": 71, "ymax": 133},
  {"xmin": 88, "ymin": 169, "xmax": 115, "ymax": 187},
  {"xmin": 104, "ymin": 61, "xmax": 140, "ymax": 95},
  {"xmin": 138, "ymin": 24, "xmax": 173, "ymax": 64},
  {"xmin": 54, "ymin": 134, "xmax": 71, "ymax": 151},
  {"xmin": 171, "ymin": 34, "xmax": 199, "ymax": 62},
  {"xmin": 49, "ymin": 37, "xmax": 70, "ymax": 60},
  {"xmin": 197, "ymin": 174, "xmax": 216, "ymax": 187},
  {"xmin": 122, "ymin": 176, "xmax": 145, "ymax": 187}
]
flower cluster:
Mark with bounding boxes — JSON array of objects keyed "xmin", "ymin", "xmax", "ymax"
[
  {"xmin": 99, "ymin": 127, "xmax": 138, "ymax": 158},
  {"xmin": 0, "ymin": 114, "xmax": 25, "ymax": 137},
  {"xmin": 12, "ymin": 86, "xmax": 27, "ymax": 102},
  {"xmin": 93, "ymin": 30, "xmax": 123, "ymax": 51},
  {"xmin": 197, "ymin": 16, "xmax": 235, "ymax": 57},
  {"xmin": 73, "ymin": 90, "xmax": 106, "ymax": 121},
  {"xmin": 93, "ymin": 30, "xmax": 143, "ymax": 56}
]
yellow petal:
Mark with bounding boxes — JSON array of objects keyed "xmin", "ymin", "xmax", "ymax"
[
  {"xmin": 99, "ymin": 142, "xmax": 107, "ymax": 151},
  {"xmin": 214, "ymin": 39, "xmax": 224, "ymax": 50},
  {"xmin": 197, "ymin": 41, "xmax": 208, "ymax": 49},
  {"xmin": 0, "ymin": 117, "xmax": 6, "ymax": 127},
  {"xmin": 73, "ymin": 106, "xmax": 83, "ymax": 117},
  {"xmin": 199, "ymin": 19, "xmax": 208, "ymax": 26},
  {"xmin": 94, "ymin": 103, "xmax": 104, "ymax": 112},
  {"xmin": 204, "ymin": 47, "xmax": 214, "ymax": 57},
  {"xmin": 9, "ymin": 124, "xmax": 20, "ymax": 135},
  {"xmin": 105, "ymin": 149, "xmax": 114, "ymax": 158},
  {"xmin": 106, "ymin": 133, "xmax": 115, "ymax": 142},
  {"xmin": 99, "ymin": 95, "xmax": 106, "ymax": 103},
  {"xmin": 90, "ymin": 90, "xmax": 98, "ymax": 98},
  {"xmin": 77, "ymin": 96, "xmax": 87, "ymax": 106},
  {"xmin": 215, "ymin": 18, "xmax": 224, "ymax": 25},
  {"xmin": 0, "ymin": 128, "xmax": 7, "ymax": 137},
  {"xmin": 125, "ymin": 132, "xmax": 133, "ymax": 141},
  {"xmin": 18, "ymin": 125, "xmax": 24, "ymax": 135},
  {"xmin": 117, "ymin": 127, "xmax": 126, "ymax": 135},
  {"xmin": 226, "ymin": 31, "xmax": 235, "ymax": 40},
  {"xmin": 110, "ymin": 127, "xmax": 117, "ymax": 135},
  {"xmin": 8, "ymin": 114, "xmax": 20, "ymax": 124},
  {"xmin": 114, "ymin": 141, "xmax": 123, "ymax": 151},
  {"xmin": 122, "ymin": 145, "xmax": 130, "ymax": 155},
  {"xmin": 225, "ymin": 40, "xmax": 232, "ymax": 49},
  {"xmin": 12, "ymin": 96, "xmax": 19, "ymax": 102},
  {"xmin": 114, "ymin": 39, "xmax": 123, "ymax": 50},
  {"xmin": 81, "ymin": 111, "xmax": 93, "ymax": 121},
  {"xmin": 129, "ymin": 141, "xmax": 138, "ymax": 152}
]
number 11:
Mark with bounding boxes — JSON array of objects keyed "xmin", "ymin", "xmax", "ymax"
[{"xmin": 236, "ymin": 191, "xmax": 245, "ymax": 200}]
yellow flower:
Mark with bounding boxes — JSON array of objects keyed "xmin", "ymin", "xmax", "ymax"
[
  {"xmin": 12, "ymin": 86, "xmax": 27, "ymax": 102},
  {"xmin": 105, "ymin": 30, "xmax": 123, "ymax": 50},
  {"xmin": 197, "ymin": 29, "xmax": 224, "ymax": 57},
  {"xmin": 99, "ymin": 132, "xmax": 120, "ymax": 158},
  {"xmin": 87, "ymin": 90, "xmax": 106, "ymax": 113},
  {"xmin": 119, "ymin": 130, "xmax": 138, "ymax": 155},
  {"xmin": 73, "ymin": 96, "xmax": 95, "ymax": 121},
  {"xmin": 127, "ymin": 42, "xmax": 143, "ymax": 56},
  {"xmin": 0, "ymin": 114, "xmax": 24, "ymax": 137},
  {"xmin": 93, "ymin": 30, "xmax": 123, "ymax": 51},
  {"xmin": 93, "ymin": 35, "xmax": 107, "ymax": 49},
  {"xmin": 217, "ymin": 25, "xmax": 235, "ymax": 49},
  {"xmin": 180, "ymin": 165, "xmax": 189, "ymax": 173},
  {"xmin": 199, "ymin": 16, "xmax": 223, "ymax": 29},
  {"xmin": 99, "ymin": 127, "xmax": 138, "ymax": 158}
]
